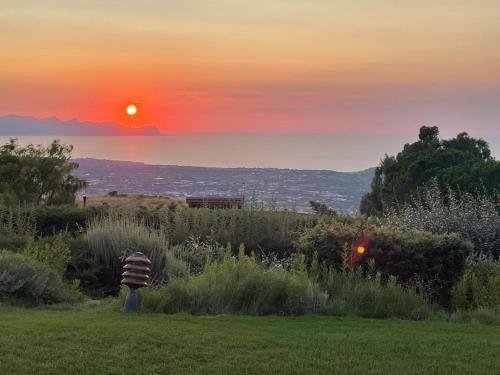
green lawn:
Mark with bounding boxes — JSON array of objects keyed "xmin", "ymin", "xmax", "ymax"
[{"xmin": 0, "ymin": 309, "xmax": 499, "ymax": 374}]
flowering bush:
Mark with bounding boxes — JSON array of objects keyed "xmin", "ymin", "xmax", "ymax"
[{"xmin": 384, "ymin": 182, "xmax": 500, "ymax": 255}]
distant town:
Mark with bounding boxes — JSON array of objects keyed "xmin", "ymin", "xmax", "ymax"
[{"xmin": 74, "ymin": 158, "xmax": 375, "ymax": 212}]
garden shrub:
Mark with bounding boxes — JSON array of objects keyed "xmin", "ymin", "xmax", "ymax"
[
  {"xmin": 0, "ymin": 234, "xmax": 32, "ymax": 252},
  {"xmin": 0, "ymin": 250, "xmax": 80, "ymax": 304},
  {"xmin": 159, "ymin": 207, "xmax": 316, "ymax": 257},
  {"xmin": 295, "ymin": 218, "xmax": 371, "ymax": 269},
  {"xmin": 368, "ymin": 229, "xmax": 472, "ymax": 303},
  {"xmin": 452, "ymin": 253, "xmax": 500, "ymax": 310},
  {"xmin": 385, "ymin": 182, "xmax": 500, "ymax": 255},
  {"xmin": 23, "ymin": 234, "xmax": 71, "ymax": 275},
  {"xmin": 85, "ymin": 213, "xmax": 189, "ymax": 295},
  {"xmin": 34, "ymin": 205, "xmax": 106, "ymax": 236},
  {"xmin": 168, "ymin": 236, "xmax": 226, "ymax": 274},
  {"xmin": 159, "ymin": 250, "xmax": 328, "ymax": 315},
  {"xmin": 297, "ymin": 223, "xmax": 472, "ymax": 303}
]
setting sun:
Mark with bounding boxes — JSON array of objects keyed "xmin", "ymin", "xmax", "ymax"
[{"xmin": 126, "ymin": 104, "xmax": 137, "ymax": 116}]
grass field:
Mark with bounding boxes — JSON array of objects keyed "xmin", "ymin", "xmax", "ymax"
[{"xmin": 0, "ymin": 309, "xmax": 499, "ymax": 374}]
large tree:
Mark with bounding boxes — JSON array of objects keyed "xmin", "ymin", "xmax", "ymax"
[
  {"xmin": 360, "ymin": 126, "xmax": 500, "ymax": 216},
  {"xmin": 0, "ymin": 139, "xmax": 86, "ymax": 205}
]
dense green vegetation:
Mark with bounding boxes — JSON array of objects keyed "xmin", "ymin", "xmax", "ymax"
[
  {"xmin": 1, "ymin": 196, "xmax": 498, "ymax": 321},
  {"xmin": 1, "ymin": 134, "xmax": 499, "ymax": 334},
  {"xmin": 0, "ymin": 309, "xmax": 499, "ymax": 375},
  {"xmin": 360, "ymin": 126, "xmax": 500, "ymax": 216},
  {"xmin": 384, "ymin": 182, "xmax": 500, "ymax": 256},
  {"xmin": 0, "ymin": 139, "xmax": 86, "ymax": 205}
]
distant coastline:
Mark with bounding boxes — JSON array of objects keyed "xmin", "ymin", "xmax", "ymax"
[
  {"xmin": 72, "ymin": 158, "xmax": 375, "ymax": 212},
  {"xmin": 0, "ymin": 114, "xmax": 162, "ymax": 136}
]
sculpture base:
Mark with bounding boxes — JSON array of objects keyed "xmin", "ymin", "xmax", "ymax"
[{"xmin": 123, "ymin": 286, "xmax": 138, "ymax": 313}]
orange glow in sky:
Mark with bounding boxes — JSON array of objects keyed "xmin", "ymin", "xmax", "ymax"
[{"xmin": 1, "ymin": 1, "xmax": 500, "ymax": 136}]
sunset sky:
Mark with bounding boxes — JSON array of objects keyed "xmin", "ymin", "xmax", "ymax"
[{"xmin": 2, "ymin": 0, "xmax": 500, "ymax": 137}]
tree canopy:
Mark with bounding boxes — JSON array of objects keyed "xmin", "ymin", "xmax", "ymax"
[
  {"xmin": 360, "ymin": 126, "xmax": 500, "ymax": 216},
  {"xmin": 0, "ymin": 139, "xmax": 86, "ymax": 205}
]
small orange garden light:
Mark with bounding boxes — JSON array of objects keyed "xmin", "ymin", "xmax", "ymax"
[{"xmin": 356, "ymin": 246, "xmax": 366, "ymax": 254}]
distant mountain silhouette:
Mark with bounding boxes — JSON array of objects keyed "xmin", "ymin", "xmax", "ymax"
[{"xmin": 0, "ymin": 115, "xmax": 162, "ymax": 136}]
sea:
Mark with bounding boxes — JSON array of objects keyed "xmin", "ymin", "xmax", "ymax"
[
  {"xmin": 0, "ymin": 133, "xmax": 427, "ymax": 171},
  {"xmin": 2, "ymin": 133, "xmax": 498, "ymax": 212}
]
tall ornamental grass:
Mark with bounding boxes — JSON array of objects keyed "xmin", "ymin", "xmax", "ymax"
[
  {"xmin": 85, "ymin": 213, "xmax": 189, "ymax": 293},
  {"xmin": 115, "ymin": 248, "xmax": 328, "ymax": 315},
  {"xmin": 159, "ymin": 207, "xmax": 316, "ymax": 257},
  {"xmin": 112, "ymin": 250, "xmax": 436, "ymax": 320},
  {"xmin": 322, "ymin": 267, "xmax": 436, "ymax": 320},
  {"xmin": 0, "ymin": 205, "xmax": 36, "ymax": 236}
]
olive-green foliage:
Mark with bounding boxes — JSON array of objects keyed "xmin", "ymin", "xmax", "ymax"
[
  {"xmin": 297, "ymin": 222, "xmax": 472, "ymax": 302},
  {"xmin": 0, "ymin": 139, "xmax": 86, "ymax": 205},
  {"xmin": 23, "ymin": 234, "xmax": 71, "ymax": 276},
  {"xmin": 322, "ymin": 266, "xmax": 436, "ymax": 320},
  {"xmin": 448, "ymin": 308, "xmax": 500, "ymax": 326},
  {"xmin": 0, "ymin": 235, "xmax": 32, "ymax": 252},
  {"xmin": 0, "ymin": 204, "xmax": 36, "ymax": 236},
  {"xmin": 112, "ymin": 252, "xmax": 436, "ymax": 320},
  {"xmin": 123, "ymin": 249, "xmax": 329, "ymax": 316},
  {"xmin": 360, "ymin": 126, "xmax": 500, "ymax": 216},
  {"xmin": 0, "ymin": 205, "xmax": 36, "ymax": 251},
  {"xmin": 33, "ymin": 204, "xmax": 106, "ymax": 236},
  {"xmin": 168, "ymin": 237, "xmax": 225, "ymax": 274},
  {"xmin": 452, "ymin": 253, "xmax": 500, "ymax": 310},
  {"xmin": 295, "ymin": 218, "xmax": 371, "ymax": 269},
  {"xmin": 159, "ymin": 207, "xmax": 315, "ymax": 257},
  {"xmin": 369, "ymin": 229, "xmax": 472, "ymax": 303},
  {"xmin": 23, "ymin": 204, "xmax": 315, "ymax": 256},
  {"xmin": 0, "ymin": 251, "xmax": 79, "ymax": 304},
  {"xmin": 85, "ymin": 213, "xmax": 189, "ymax": 294},
  {"xmin": 385, "ymin": 182, "xmax": 500, "ymax": 255}
]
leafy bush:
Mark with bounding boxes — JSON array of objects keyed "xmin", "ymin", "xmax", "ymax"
[
  {"xmin": 297, "ymin": 222, "xmax": 472, "ymax": 303},
  {"xmin": 0, "ymin": 139, "xmax": 86, "ymax": 205},
  {"xmin": 155, "ymin": 250, "xmax": 327, "ymax": 315},
  {"xmin": 23, "ymin": 234, "xmax": 71, "ymax": 275},
  {"xmin": 452, "ymin": 253, "xmax": 500, "ymax": 310},
  {"xmin": 295, "ymin": 218, "xmax": 371, "ymax": 269},
  {"xmin": 369, "ymin": 229, "xmax": 472, "ymax": 303},
  {"xmin": 0, "ymin": 234, "xmax": 32, "ymax": 252},
  {"xmin": 33, "ymin": 204, "xmax": 106, "ymax": 236},
  {"xmin": 360, "ymin": 127, "xmax": 500, "ymax": 215},
  {"xmin": 384, "ymin": 182, "xmax": 500, "ymax": 255},
  {"xmin": 85, "ymin": 213, "xmax": 189, "ymax": 295},
  {"xmin": 0, "ymin": 251, "xmax": 79, "ymax": 304},
  {"xmin": 168, "ymin": 236, "xmax": 226, "ymax": 274}
]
